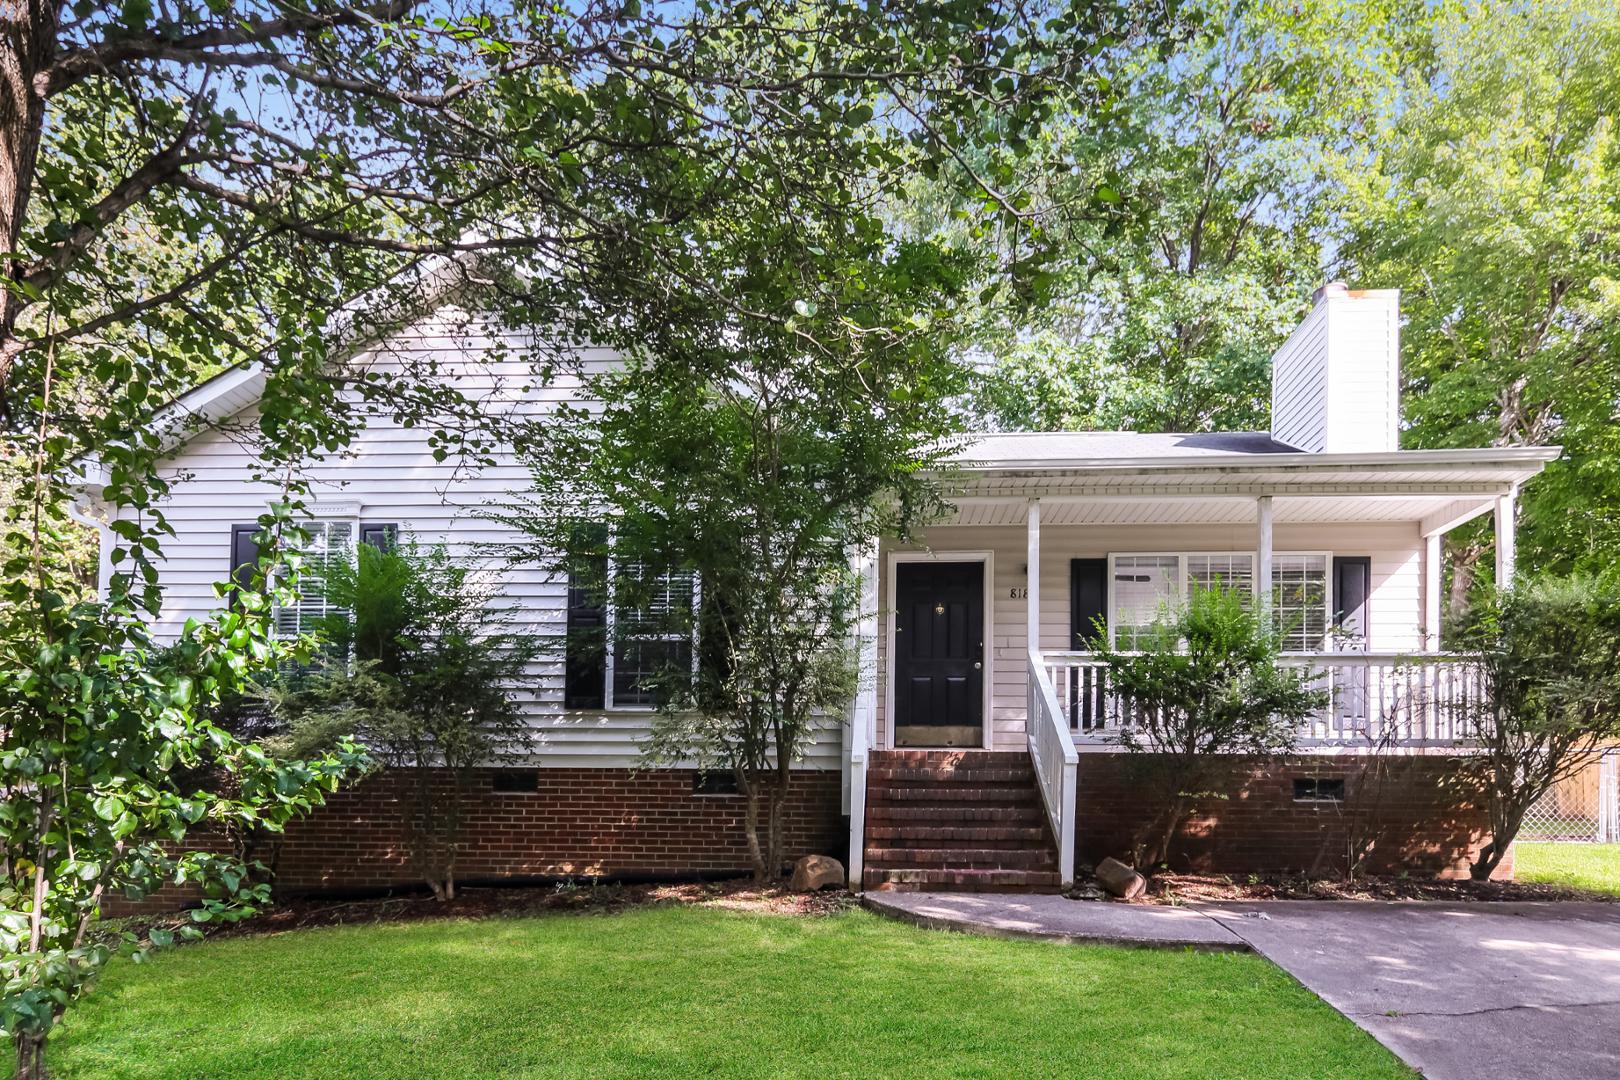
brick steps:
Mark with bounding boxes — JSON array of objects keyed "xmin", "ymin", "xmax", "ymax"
[
  {"xmin": 872, "ymin": 785, "xmax": 1041, "ymax": 804},
  {"xmin": 863, "ymin": 868, "xmax": 1062, "ymax": 891},
  {"xmin": 866, "ymin": 846, "xmax": 1055, "ymax": 868},
  {"xmin": 868, "ymin": 767, "xmax": 1037, "ymax": 784},
  {"xmin": 866, "ymin": 825, "xmax": 1049, "ymax": 845},
  {"xmin": 863, "ymin": 749, "xmax": 1061, "ymax": 894},
  {"xmin": 866, "ymin": 804, "xmax": 1047, "ymax": 825}
]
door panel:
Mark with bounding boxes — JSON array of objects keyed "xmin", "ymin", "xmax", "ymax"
[{"xmin": 894, "ymin": 560, "xmax": 984, "ymax": 746}]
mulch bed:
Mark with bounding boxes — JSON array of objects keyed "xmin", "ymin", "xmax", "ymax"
[
  {"xmin": 1071, "ymin": 871, "xmax": 1615, "ymax": 905},
  {"xmin": 108, "ymin": 879, "xmax": 858, "ymax": 946}
]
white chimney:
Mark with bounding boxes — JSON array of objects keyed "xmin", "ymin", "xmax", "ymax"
[{"xmin": 1270, "ymin": 283, "xmax": 1401, "ymax": 453}]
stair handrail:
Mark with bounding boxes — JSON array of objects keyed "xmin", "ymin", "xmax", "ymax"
[{"xmin": 1027, "ymin": 648, "xmax": 1078, "ymax": 887}]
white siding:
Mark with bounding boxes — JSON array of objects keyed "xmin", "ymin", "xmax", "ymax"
[
  {"xmin": 1324, "ymin": 290, "xmax": 1401, "ymax": 454},
  {"xmin": 875, "ymin": 521, "xmax": 1425, "ymax": 751},
  {"xmin": 1270, "ymin": 288, "xmax": 1400, "ymax": 454},
  {"xmin": 120, "ymin": 306, "xmax": 841, "ymax": 771},
  {"xmin": 1270, "ymin": 298, "xmax": 1331, "ymax": 453}
]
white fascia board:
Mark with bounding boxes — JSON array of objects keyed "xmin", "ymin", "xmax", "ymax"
[{"xmin": 944, "ymin": 445, "xmax": 1562, "ymax": 476}]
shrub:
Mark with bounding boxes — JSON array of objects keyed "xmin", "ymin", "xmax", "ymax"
[
  {"xmin": 264, "ymin": 541, "xmax": 538, "ymax": 899},
  {"xmin": 1094, "ymin": 584, "xmax": 1328, "ymax": 869}
]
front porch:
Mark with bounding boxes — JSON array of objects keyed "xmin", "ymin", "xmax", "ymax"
[{"xmin": 846, "ymin": 445, "xmax": 1553, "ymax": 891}]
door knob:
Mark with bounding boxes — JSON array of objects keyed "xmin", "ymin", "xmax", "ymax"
[{"xmin": 973, "ymin": 661, "xmax": 982, "ymax": 670}]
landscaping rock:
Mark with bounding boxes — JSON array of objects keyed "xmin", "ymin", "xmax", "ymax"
[
  {"xmin": 790, "ymin": 854, "xmax": 846, "ymax": 892},
  {"xmin": 1096, "ymin": 857, "xmax": 1147, "ymax": 900}
]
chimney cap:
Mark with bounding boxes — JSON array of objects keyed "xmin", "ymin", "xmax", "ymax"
[{"xmin": 1313, "ymin": 281, "xmax": 1350, "ymax": 304}]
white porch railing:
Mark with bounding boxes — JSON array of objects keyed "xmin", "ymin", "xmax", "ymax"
[
  {"xmin": 1043, "ymin": 651, "xmax": 1486, "ymax": 748},
  {"xmin": 1027, "ymin": 649, "xmax": 1078, "ymax": 885},
  {"xmin": 848, "ymin": 726, "xmax": 868, "ymax": 886}
]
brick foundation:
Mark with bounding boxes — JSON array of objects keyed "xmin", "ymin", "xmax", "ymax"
[
  {"xmin": 1075, "ymin": 753, "xmax": 1512, "ymax": 879},
  {"xmin": 107, "ymin": 767, "xmax": 845, "ymax": 913}
]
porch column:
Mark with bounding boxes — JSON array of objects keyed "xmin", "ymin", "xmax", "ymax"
[
  {"xmin": 1026, "ymin": 498, "xmax": 1041, "ymax": 653},
  {"xmin": 1256, "ymin": 495, "xmax": 1274, "ymax": 610},
  {"xmin": 1495, "ymin": 486, "xmax": 1518, "ymax": 587},
  {"xmin": 1423, "ymin": 532, "xmax": 1442, "ymax": 650}
]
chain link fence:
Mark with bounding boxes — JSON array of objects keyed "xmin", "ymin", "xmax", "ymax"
[{"xmin": 1520, "ymin": 750, "xmax": 1620, "ymax": 842}]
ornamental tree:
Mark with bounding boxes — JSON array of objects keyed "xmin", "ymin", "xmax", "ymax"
[
  {"xmin": 264, "ymin": 540, "xmax": 539, "ymax": 901},
  {"xmin": 0, "ymin": 497, "xmax": 367, "ymax": 1079},
  {"xmin": 509, "ymin": 241, "xmax": 973, "ymax": 880},
  {"xmin": 1453, "ymin": 575, "xmax": 1620, "ymax": 880}
]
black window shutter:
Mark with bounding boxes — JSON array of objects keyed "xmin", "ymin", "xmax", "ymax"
[
  {"xmin": 359, "ymin": 523, "xmax": 398, "ymax": 551},
  {"xmin": 1331, "ymin": 556, "xmax": 1372, "ymax": 649},
  {"xmin": 1070, "ymin": 558, "xmax": 1108, "ymax": 649},
  {"xmin": 564, "ymin": 524, "xmax": 608, "ymax": 709},
  {"xmin": 229, "ymin": 524, "xmax": 260, "ymax": 608}
]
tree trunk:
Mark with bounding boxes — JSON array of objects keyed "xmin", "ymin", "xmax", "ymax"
[
  {"xmin": 1447, "ymin": 540, "xmax": 1485, "ymax": 625},
  {"xmin": 1472, "ymin": 803, "xmax": 1524, "ymax": 881},
  {"xmin": 1471, "ymin": 837, "xmax": 1506, "ymax": 881},
  {"xmin": 740, "ymin": 778, "xmax": 768, "ymax": 880},
  {"xmin": 764, "ymin": 787, "xmax": 786, "ymax": 880},
  {"xmin": 15, "ymin": 1030, "xmax": 47, "ymax": 1080},
  {"xmin": 0, "ymin": 0, "xmax": 56, "ymax": 409},
  {"xmin": 1131, "ymin": 786, "xmax": 1187, "ymax": 870}
]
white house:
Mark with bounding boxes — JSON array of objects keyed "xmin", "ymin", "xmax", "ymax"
[{"xmin": 76, "ymin": 282, "xmax": 1557, "ymax": 894}]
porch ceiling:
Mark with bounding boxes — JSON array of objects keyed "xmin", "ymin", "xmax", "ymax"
[{"xmin": 940, "ymin": 492, "xmax": 1495, "ymax": 530}]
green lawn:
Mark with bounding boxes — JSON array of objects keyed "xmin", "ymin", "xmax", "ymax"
[
  {"xmin": 43, "ymin": 906, "xmax": 1409, "ymax": 1079},
  {"xmin": 1516, "ymin": 842, "xmax": 1620, "ymax": 896}
]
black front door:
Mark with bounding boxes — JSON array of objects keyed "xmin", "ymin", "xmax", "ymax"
[{"xmin": 894, "ymin": 561, "xmax": 984, "ymax": 747}]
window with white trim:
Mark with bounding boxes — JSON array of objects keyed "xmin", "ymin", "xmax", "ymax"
[
  {"xmin": 1111, "ymin": 554, "xmax": 1181, "ymax": 651},
  {"xmin": 1108, "ymin": 551, "xmax": 1330, "ymax": 651},
  {"xmin": 1271, "ymin": 553, "xmax": 1329, "ymax": 652},
  {"xmin": 273, "ymin": 519, "xmax": 355, "ymax": 640},
  {"xmin": 1186, "ymin": 553, "xmax": 1254, "ymax": 597}
]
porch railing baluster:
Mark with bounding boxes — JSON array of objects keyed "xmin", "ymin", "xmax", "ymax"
[{"xmin": 1038, "ymin": 650, "xmax": 1483, "ymax": 749}]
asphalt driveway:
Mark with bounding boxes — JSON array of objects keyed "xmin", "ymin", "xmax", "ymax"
[{"xmin": 1199, "ymin": 901, "xmax": 1620, "ymax": 1080}]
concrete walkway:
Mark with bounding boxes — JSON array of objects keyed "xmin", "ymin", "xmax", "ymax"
[
  {"xmin": 864, "ymin": 890, "xmax": 1246, "ymax": 950},
  {"xmin": 864, "ymin": 892, "xmax": 1620, "ymax": 1080}
]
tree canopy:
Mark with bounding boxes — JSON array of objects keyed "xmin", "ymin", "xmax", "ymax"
[
  {"xmin": 2, "ymin": 3, "xmax": 1154, "ymax": 1072},
  {"xmin": 939, "ymin": 0, "xmax": 1620, "ymax": 603},
  {"xmin": 1338, "ymin": 0, "xmax": 1620, "ymax": 599}
]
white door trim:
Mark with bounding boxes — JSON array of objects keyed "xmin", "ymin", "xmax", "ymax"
[{"xmin": 884, "ymin": 549, "xmax": 995, "ymax": 751}]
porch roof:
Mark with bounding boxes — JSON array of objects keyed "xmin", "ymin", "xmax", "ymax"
[
  {"xmin": 947, "ymin": 431, "xmax": 1560, "ymax": 478},
  {"xmin": 934, "ymin": 432, "xmax": 1561, "ymax": 530}
]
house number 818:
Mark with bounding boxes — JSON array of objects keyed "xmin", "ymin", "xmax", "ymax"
[{"xmin": 1009, "ymin": 587, "xmax": 1028, "ymax": 599}]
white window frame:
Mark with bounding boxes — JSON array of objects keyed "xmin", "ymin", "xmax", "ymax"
[
  {"xmin": 602, "ymin": 559, "xmax": 701, "ymax": 712},
  {"xmin": 1269, "ymin": 551, "xmax": 1334, "ymax": 655},
  {"xmin": 270, "ymin": 503, "xmax": 361, "ymax": 642},
  {"xmin": 1104, "ymin": 550, "xmax": 1333, "ymax": 652}
]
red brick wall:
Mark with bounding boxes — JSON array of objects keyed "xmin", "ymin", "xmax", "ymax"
[
  {"xmin": 1075, "ymin": 754, "xmax": 1513, "ymax": 880},
  {"xmin": 267, "ymin": 767, "xmax": 845, "ymax": 893},
  {"xmin": 105, "ymin": 767, "xmax": 844, "ymax": 913}
]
